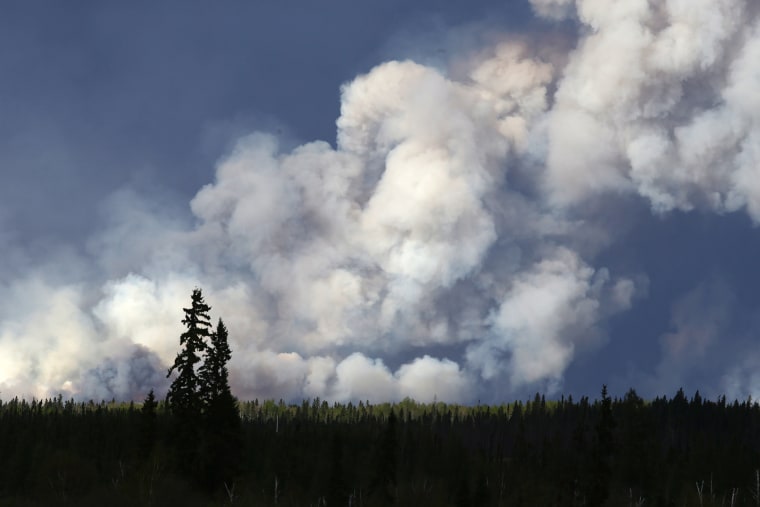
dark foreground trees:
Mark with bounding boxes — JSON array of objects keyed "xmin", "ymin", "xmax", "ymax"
[
  {"xmin": 2, "ymin": 390, "xmax": 760, "ymax": 505},
  {"xmin": 199, "ymin": 319, "xmax": 242, "ymax": 489},
  {"xmin": 165, "ymin": 289, "xmax": 241, "ymax": 490},
  {"xmin": 166, "ymin": 288, "xmax": 212, "ymax": 475}
]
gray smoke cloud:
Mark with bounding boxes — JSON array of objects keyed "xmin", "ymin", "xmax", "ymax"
[
  {"xmin": 1, "ymin": 0, "xmax": 759, "ymax": 402},
  {"xmin": 631, "ymin": 277, "xmax": 760, "ymax": 403},
  {"xmin": 536, "ymin": 0, "xmax": 760, "ymax": 218}
]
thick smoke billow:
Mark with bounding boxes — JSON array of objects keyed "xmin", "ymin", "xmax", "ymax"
[
  {"xmin": 535, "ymin": 0, "xmax": 760, "ymax": 219},
  {"xmin": 466, "ymin": 248, "xmax": 635, "ymax": 389},
  {"xmin": 1, "ymin": 0, "xmax": 759, "ymax": 402}
]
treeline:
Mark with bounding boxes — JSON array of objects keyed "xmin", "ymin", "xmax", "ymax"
[{"xmin": 1, "ymin": 388, "xmax": 760, "ymax": 506}]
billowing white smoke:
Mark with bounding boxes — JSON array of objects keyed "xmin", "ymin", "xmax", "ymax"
[
  {"xmin": 467, "ymin": 248, "xmax": 635, "ymax": 389},
  {"xmin": 535, "ymin": 0, "xmax": 760, "ymax": 220},
  {"xmin": 1, "ymin": 0, "xmax": 758, "ymax": 402}
]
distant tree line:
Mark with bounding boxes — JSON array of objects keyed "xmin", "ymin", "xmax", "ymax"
[
  {"xmin": 2, "ymin": 386, "xmax": 760, "ymax": 505},
  {"xmin": 1, "ymin": 290, "xmax": 760, "ymax": 505}
]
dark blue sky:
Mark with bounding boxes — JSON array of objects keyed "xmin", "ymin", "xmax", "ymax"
[
  {"xmin": 0, "ymin": 0, "xmax": 533, "ymax": 239},
  {"xmin": 1, "ymin": 0, "xmax": 759, "ymax": 403}
]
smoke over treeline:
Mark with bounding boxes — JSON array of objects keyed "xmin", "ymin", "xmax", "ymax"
[{"xmin": 1, "ymin": 0, "xmax": 759, "ymax": 402}]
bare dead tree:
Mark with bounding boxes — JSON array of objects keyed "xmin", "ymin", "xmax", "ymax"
[
  {"xmin": 696, "ymin": 480, "xmax": 705, "ymax": 507},
  {"xmin": 629, "ymin": 488, "xmax": 646, "ymax": 506},
  {"xmin": 224, "ymin": 481, "xmax": 236, "ymax": 504}
]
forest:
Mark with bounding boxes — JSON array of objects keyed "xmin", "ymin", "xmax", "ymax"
[
  {"xmin": 1, "ymin": 290, "xmax": 760, "ymax": 506},
  {"xmin": 2, "ymin": 387, "xmax": 760, "ymax": 506}
]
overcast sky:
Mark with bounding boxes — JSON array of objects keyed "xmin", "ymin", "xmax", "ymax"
[{"xmin": 1, "ymin": 0, "xmax": 760, "ymax": 404}]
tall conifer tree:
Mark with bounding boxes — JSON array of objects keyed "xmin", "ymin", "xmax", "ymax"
[
  {"xmin": 198, "ymin": 318, "xmax": 232, "ymax": 405},
  {"xmin": 167, "ymin": 288, "xmax": 212, "ymax": 413},
  {"xmin": 138, "ymin": 389, "xmax": 158, "ymax": 460},
  {"xmin": 199, "ymin": 318, "xmax": 242, "ymax": 490},
  {"xmin": 166, "ymin": 288, "xmax": 212, "ymax": 473}
]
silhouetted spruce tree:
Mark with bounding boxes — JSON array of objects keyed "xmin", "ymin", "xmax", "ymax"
[
  {"xmin": 138, "ymin": 389, "xmax": 158, "ymax": 460},
  {"xmin": 198, "ymin": 318, "xmax": 232, "ymax": 406},
  {"xmin": 587, "ymin": 384, "xmax": 615, "ymax": 507},
  {"xmin": 198, "ymin": 318, "xmax": 242, "ymax": 490},
  {"xmin": 371, "ymin": 410, "xmax": 398, "ymax": 504},
  {"xmin": 166, "ymin": 288, "xmax": 212, "ymax": 474}
]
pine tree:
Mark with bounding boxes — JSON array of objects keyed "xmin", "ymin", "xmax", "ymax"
[
  {"xmin": 167, "ymin": 288, "xmax": 212, "ymax": 414},
  {"xmin": 587, "ymin": 384, "xmax": 615, "ymax": 507},
  {"xmin": 166, "ymin": 288, "xmax": 212, "ymax": 473},
  {"xmin": 198, "ymin": 318, "xmax": 232, "ymax": 406},
  {"xmin": 199, "ymin": 318, "xmax": 242, "ymax": 491},
  {"xmin": 138, "ymin": 389, "xmax": 158, "ymax": 460}
]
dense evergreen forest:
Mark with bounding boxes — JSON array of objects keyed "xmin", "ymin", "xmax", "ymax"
[
  {"xmin": 2, "ymin": 389, "xmax": 760, "ymax": 506},
  {"xmin": 3, "ymin": 290, "xmax": 760, "ymax": 506}
]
